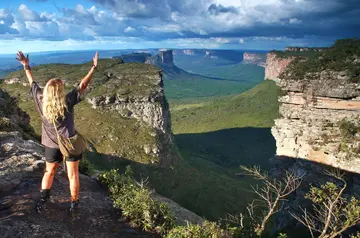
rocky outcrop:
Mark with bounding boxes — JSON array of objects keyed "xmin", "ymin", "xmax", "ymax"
[
  {"xmin": 265, "ymin": 52, "xmax": 295, "ymax": 81},
  {"xmin": 243, "ymin": 52, "xmax": 266, "ymax": 67},
  {"xmin": 269, "ymin": 47, "xmax": 360, "ymax": 173}
]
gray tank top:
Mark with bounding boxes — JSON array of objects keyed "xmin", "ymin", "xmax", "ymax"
[{"xmin": 30, "ymin": 82, "xmax": 82, "ymax": 148}]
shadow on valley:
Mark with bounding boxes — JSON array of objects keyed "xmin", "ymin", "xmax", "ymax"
[{"xmin": 174, "ymin": 127, "xmax": 276, "ymax": 170}]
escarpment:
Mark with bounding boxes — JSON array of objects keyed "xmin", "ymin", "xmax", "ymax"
[
  {"xmin": 267, "ymin": 39, "xmax": 360, "ymax": 173},
  {"xmin": 3, "ymin": 59, "xmax": 177, "ymax": 165}
]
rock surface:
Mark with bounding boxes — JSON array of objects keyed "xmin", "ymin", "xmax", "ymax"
[
  {"xmin": 146, "ymin": 50, "xmax": 174, "ymax": 66},
  {"xmin": 267, "ymin": 48, "xmax": 360, "ymax": 174},
  {"xmin": 265, "ymin": 52, "xmax": 295, "ymax": 81}
]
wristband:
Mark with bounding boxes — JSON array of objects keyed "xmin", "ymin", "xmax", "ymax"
[
  {"xmin": 92, "ymin": 65, "xmax": 97, "ymax": 69},
  {"xmin": 24, "ymin": 65, "xmax": 31, "ymax": 71}
]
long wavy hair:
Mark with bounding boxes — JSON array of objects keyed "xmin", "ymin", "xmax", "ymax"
[{"xmin": 42, "ymin": 78, "xmax": 67, "ymax": 122}]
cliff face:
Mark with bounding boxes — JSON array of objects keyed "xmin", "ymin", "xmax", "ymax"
[
  {"xmin": 265, "ymin": 52, "xmax": 295, "ymax": 81},
  {"xmin": 268, "ymin": 41, "xmax": 360, "ymax": 173},
  {"xmin": 3, "ymin": 60, "xmax": 176, "ymax": 165}
]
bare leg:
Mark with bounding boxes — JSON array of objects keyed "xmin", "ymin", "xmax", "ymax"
[
  {"xmin": 41, "ymin": 162, "xmax": 59, "ymax": 190},
  {"xmin": 66, "ymin": 160, "xmax": 80, "ymax": 201},
  {"xmin": 37, "ymin": 162, "xmax": 58, "ymax": 213}
]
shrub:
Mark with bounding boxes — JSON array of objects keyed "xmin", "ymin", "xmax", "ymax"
[
  {"xmin": 166, "ymin": 221, "xmax": 229, "ymax": 238},
  {"xmin": 99, "ymin": 167, "xmax": 175, "ymax": 234},
  {"xmin": 79, "ymin": 158, "xmax": 94, "ymax": 176},
  {"xmin": 338, "ymin": 119, "xmax": 358, "ymax": 139},
  {"xmin": 279, "ymin": 38, "xmax": 360, "ymax": 82}
]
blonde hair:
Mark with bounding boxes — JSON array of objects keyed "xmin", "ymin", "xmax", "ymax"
[{"xmin": 42, "ymin": 78, "xmax": 67, "ymax": 122}]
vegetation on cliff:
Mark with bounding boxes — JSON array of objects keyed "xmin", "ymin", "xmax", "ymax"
[{"xmin": 280, "ymin": 39, "xmax": 360, "ymax": 82}]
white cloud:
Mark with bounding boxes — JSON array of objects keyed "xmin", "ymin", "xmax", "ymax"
[
  {"xmin": 124, "ymin": 26, "xmax": 134, "ymax": 32},
  {"xmin": 18, "ymin": 4, "xmax": 46, "ymax": 22},
  {"xmin": 289, "ymin": 18, "xmax": 302, "ymax": 24}
]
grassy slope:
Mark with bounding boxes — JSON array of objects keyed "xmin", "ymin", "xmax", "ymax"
[
  {"xmin": 172, "ymin": 80, "xmax": 280, "ymax": 134},
  {"xmin": 164, "ymin": 63, "xmax": 265, "ymax": 105},
  {"xmin": 171, "ymin": 80, "xmax": 280, "ymax": 188},
  {"xmin": 163, "ymin": 80, "xmax": 281, "ymax": 219}
]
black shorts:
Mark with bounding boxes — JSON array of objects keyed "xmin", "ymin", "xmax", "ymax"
[{"xmin": 44, "ymin": 146, "xmax": 82, "ymax": 163}]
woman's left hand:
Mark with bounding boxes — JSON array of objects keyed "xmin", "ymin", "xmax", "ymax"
[
  {"xmin": 93, "ymin": 51, "xmax": 98, "ymax": 68},
  {"xmin": 16, "ymin": 51, "xmax": 30, "ymax": 67}
]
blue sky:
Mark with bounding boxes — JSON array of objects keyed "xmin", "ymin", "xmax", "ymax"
[{"xmin": 0, "ymin": 0, "xmax": 359, "ymax": 53}]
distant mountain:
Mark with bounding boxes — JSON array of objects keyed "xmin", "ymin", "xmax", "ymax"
[
  {"xmin": 112, "ymin": 53, "xmax": 151, "ymax": 63},
  {"xmin": 173, "ymin": 49, "xmax": 244, "ymax": 62},
  {"xmin": 146, "ymin": 50, "xmax": 223, "ymax": 81}
]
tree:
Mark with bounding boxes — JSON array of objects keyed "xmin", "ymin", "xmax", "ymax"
[
  {"xmin": 241, "ymin": 166, "xmax": 303, "ymax": 236},
  {"xmin": 291, "ymin": 169, "xmax": 360, "ymax": 238}
]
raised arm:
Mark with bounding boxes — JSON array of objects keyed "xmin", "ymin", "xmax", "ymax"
[
  {"xmin": 16, "ymin": 51, "xmax": 34, "ymax": 85},
  {"xmin": 79, "ymin": 51, "xmax": 98, "ymax": 94}
]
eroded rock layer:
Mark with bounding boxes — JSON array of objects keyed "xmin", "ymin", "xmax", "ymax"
[{"xmin": 268, "ymin": 54, "xmax": 360, "ymax": 173}]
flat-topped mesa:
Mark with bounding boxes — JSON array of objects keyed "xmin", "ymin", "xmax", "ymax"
[
  {"xmin": 4, "ymin": 59, "xmax": 176, "ymax": 165},
  {"xmin": 145, "ymin": 50, "xmax": 174, "ymax": 66},
  {"xmin": 271, "ymin": 39, "xmax": 360, "ymax": 173}
]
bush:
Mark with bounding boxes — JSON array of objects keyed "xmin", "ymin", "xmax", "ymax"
[
  {"xmin": 79, "ymin": 158, "xmax": 94, "ymax": 176},
  {"xmin": 338, "ymin": 119, "xmax": 358, "ymax": 140},
  {"xmin": 166, "ymin": 221, "xmax": 229, "ymax": 238},
  {"xmin": 99, "ymin": 167, "xmax": 175, "ymax": 234}
]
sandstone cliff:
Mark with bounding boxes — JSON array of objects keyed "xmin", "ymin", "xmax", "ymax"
[
  {"xmin": 264, "ymin": 52, "xmax": 295, "ymax": 82},
  {"xmin": 146, "ymin": 50, "xmax": 174, "ymax": 66},
  {"xmin": 268, "ymin": 39, "xmax": 360, "ymax": 173}
]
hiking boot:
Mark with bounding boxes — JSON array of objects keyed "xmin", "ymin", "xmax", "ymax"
[
  {"xmin": 69, "ymin": 199, "xmax": 80, "ymax": 213},
  {"xmin": 36, "ymin": 189, "xmax": 50, "ymax": 214},
  {"xmin": 36, "ymin": 198, "xmax": 47, "ymax": 213}
]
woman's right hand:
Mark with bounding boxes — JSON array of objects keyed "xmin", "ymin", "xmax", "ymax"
[
  {"xmin": 16, "ymin": 51, "xmax": 30, "ymax": 67},
  {"xmin": 93, "ymin": 51, "xmax": 98, "ymax": 68}
]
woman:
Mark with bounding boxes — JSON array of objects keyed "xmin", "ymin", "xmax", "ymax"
[{"xmin": 16, "ymin": 51, "xmax": 99, "ymax": 213}]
